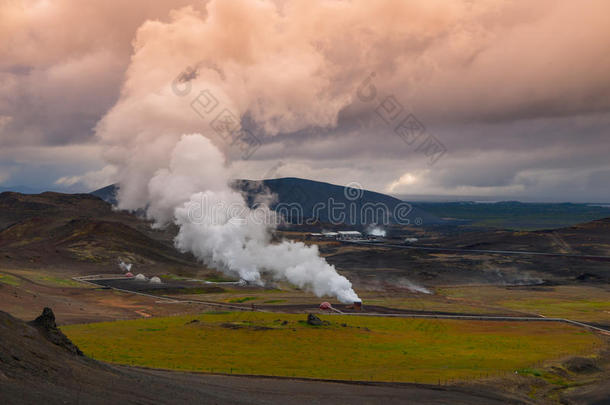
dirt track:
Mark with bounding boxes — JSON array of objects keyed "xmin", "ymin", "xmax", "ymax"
[{"xmin": 2, "ymin": 364, "xmax": 526, "ymax": 405}]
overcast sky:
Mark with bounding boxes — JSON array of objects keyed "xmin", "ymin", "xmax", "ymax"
[{"xmin": 1, "ymin": 0, "xmax": 609, "ymax": 202}]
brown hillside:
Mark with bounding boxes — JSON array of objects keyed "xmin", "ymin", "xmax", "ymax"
[{"xmin": 0, "ymin": 192, "xmax": 201, "ymax": 273}]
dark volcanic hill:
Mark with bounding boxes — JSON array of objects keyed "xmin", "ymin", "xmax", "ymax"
[
  {"xmin": 0, "ymin": 191, "xmax": 199, "ymax": 272},
  {"xmin": 89, "ymin": 184, "xmax": 118, "ymax": 205},
  {"xmin": 92, "ymin": 178, "xmax": 443, "ymax": 227},
  {"xmin": 235, "ymin": 177, "xmax": 443, "ymax": 226}
]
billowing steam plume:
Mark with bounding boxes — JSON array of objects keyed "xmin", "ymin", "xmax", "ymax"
[
  {"xmin": 155, "ymin": 134, "xmax": 359, "ymax": 302},
  {"xmin": 94, "ymin": 1, "xmax": 419, "ymax": 303}
]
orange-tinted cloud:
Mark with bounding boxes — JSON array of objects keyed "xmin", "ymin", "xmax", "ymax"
[{"xmin": 2, "ymin": 0, "xmax": 609, "ymax": 200}]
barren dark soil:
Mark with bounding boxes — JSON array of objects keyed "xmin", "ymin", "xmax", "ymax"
[
  {"xmin": 0, "ymin": 191, "xmax": 202, "ymax": 274},
  {"xmin": 323, "ymin": 241, "xmax": 610, "ymax": 287},
  {"xmin": 419, "ymin": 218, "xmax": 610, "ymax": 257}
]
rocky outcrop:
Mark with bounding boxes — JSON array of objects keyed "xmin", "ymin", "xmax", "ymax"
[
  {"xmin": 306, "ymin": 313, "xmax": 323, "ymax": 326},
  {"xmin": 28, "ymin": 307, "xmax": 83, "ymax": 356}
]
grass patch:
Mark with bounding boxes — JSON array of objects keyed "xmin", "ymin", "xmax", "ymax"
[
  {"xmin": 63, "ymin": 312, "xmax": 602, "ymax": 383},
  {"xmin": 439, "ymin": 285, "xmax": 610, "ymax": 322},
  {"xmin": 263, "ymin": 299, "xmax": 286, "ymax": 304},
  {"xmin": 205, "ymin": 276, "xmax": 238, "ymax": 283},
  {"xmin": 228, "ymin": 296, "xmax": 257, "ymax": 303},
  {"xmin": 0, "ymin": 273, "xmax": 20, "ymax": 286},
  {"xmin": 517, "ymin": 367, "xmax": 542, "ymax": 377},
  {"xmin": 156, "ymin": 287, "xmax": 225, "ymax": 295},
  {"xmin": 34, "ymin": 275, "xmax": 83, "ymax": 288},
  {"xmin": 160, "ymin": 274, "xmax": 189, "ymax": 281},
  {"xmin": 517, "ymin": 367, "xmax": 571, "ymax": 387},
  {"xmin": 138, "ymin": 327, "xmax": 167, "ymax": 332},
  {"xmin": 500, "ymin": 299, "xmax": 610, "ymax": 321}
]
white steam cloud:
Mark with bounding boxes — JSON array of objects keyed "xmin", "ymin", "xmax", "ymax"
[
  {"xmin": 397, "ymin": 279, "xmax": 431, "ymax": 294},
  {"xmin": 89, "ymin": 1, "xmax": 444, "ymax": 303},
  {"xmin": 367, "ymin": 226, "xmax": 386, "ymax": 237},
  {"xmin": 156, "ymin": 135, "xmax": 359, "ymax": 302},
  {"xmin": 118, "ymin": 260, "xmax": 132, "ymax": 272}
]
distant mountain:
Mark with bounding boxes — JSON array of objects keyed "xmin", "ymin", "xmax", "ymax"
[
  {"xmin": 89, "ymin": 178, "xmax": 610, "ymax": 230},
  {"xmin": 0, "ymin": 185, "xmax": 43, "ymax": 194},
  {"xmin": 414, "ymin": 201, "xmax": 610, "ymax": 230},
  {"xmin": 234, "ymin": 178, "xmax": 443, "ymax": 226},
  {"xmin": 90, "ymin": 184, "xmax": 118, "ymax": 205},
  {"xmin": 91, "ymin": 178, "xmax": 444, "ymax": 227}
]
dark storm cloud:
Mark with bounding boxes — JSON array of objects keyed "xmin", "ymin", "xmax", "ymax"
[{"xmin": 0, "ymin": 0, "xmax": 609, "ymax": 202}]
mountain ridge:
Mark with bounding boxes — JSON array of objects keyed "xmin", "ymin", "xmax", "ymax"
[{"xmin": 91, "ymin": 177, "xmax": 443, "ymax": 227}]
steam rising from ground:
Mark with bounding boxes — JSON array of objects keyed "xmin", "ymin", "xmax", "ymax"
[
  {"xmin": 159, "ymin": 135, "xmax": 359, "ymax": 302},
  {"xmin": 396, "ymin": 279, "xmax": 431, "ymax": 294},
  {"xmin": 118, "ymin": 261, "xmax": 132, "ymax": 272},
  {"xmin": 93, "ymin": 1, "xmax": 500, "ymax": 303},
  {"xmin": 367, "ymin": 226, "xmax": 386, "ymax": 237}
]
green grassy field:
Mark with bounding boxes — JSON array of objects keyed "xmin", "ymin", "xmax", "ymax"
[
  {"xmin": 33, "ymin": 274, "xmax": 84, "ymax": 288},
  {"xmin": 63, "ymin": 312, "xmax": 603, "ymax": 383},
  {"xmin": 439, "ymin": 286, "xmax": 610, "ymax": 323},
  {"xmin": 0, "ymin": 269, "xmax": 87, "ymax": 288},
  {"xmin": 0, "ymin": 272, "xmax": 20, "ymax": 286}
]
